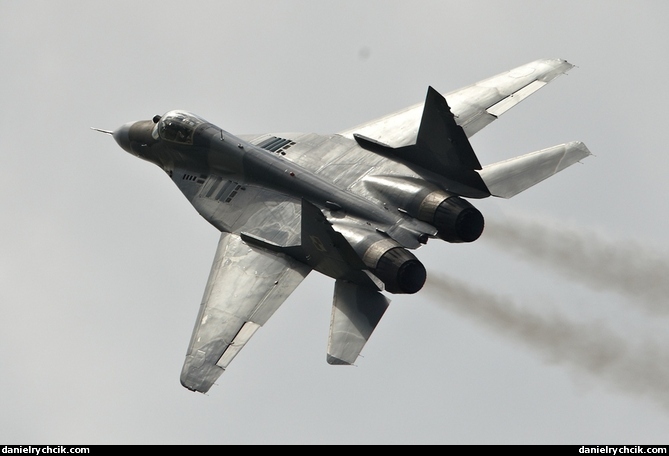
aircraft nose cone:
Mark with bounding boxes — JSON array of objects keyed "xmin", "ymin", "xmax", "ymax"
[{"xmin": 112, "ymin": 122, "xmax": 133, "ymax": 152}]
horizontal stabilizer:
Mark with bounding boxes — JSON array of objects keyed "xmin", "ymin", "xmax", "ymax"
[
  {"xmin": 479, "ymin": 141, "xmax": 591, "ymax": 198},
  {"xmin": 327, "ymin": 280, "xmax": 390, "ymax": 365}
]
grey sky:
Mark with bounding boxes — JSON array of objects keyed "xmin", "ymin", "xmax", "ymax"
[{"xmin": 1, "ymin": 0, "xmax": 668, "ymax": 444}]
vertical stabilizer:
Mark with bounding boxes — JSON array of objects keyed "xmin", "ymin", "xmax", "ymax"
[{"xmin": 354, "ymin": 86, "xmax": 490, "ymax": 197}]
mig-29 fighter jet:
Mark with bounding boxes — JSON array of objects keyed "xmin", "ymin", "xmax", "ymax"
[{"xmin": 96, "ymin": 58, "xmax": 590, "ymax": 393}]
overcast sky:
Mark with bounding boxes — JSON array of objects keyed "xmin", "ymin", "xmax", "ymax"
[{"xmin": 2, "ymin": 0, "xmax": 669, "ymax": 444}]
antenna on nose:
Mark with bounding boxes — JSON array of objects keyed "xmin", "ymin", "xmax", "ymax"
[{"xmin": 91, "ymin": 127, "xmax": 113, "ymax": 135}]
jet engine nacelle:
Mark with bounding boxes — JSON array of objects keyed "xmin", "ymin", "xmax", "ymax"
[
  {"xmin": 336, "ymin": 226, "xmax": 426, "ymax": 294},
  {"xmin": 419, "ymin": 192, "xmax": 484, "ymax": 243},
  {"xmin": 368, "ymin": 241, "xmax": 426, "ymax": 294},
  {"xmin": 363, "ymin": 175, "xmax": 484, "ymax": 243}
]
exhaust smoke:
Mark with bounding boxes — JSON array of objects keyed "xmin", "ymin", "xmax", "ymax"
[
  {"xmin": 425, "ymin": 274, "xmax": 669, "ymax": 411},
  {"xmin": 482, "ymin": 215, "xmax": 669, "ymax": 315}
]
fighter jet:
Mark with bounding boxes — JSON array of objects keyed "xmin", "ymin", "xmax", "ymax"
[{"xmin": 98, "ymin": 58, "xmax": 590, "ymax": 393}]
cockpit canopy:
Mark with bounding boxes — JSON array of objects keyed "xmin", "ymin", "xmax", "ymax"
[{"xmin": 155, "ymin": 110, "xmax": 207, "ymax": 144}]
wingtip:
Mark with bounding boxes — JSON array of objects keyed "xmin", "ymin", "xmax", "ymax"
[
  {"xmin": 326, "ymin": 354, "xmax": 352, "ymax": 365},
  {"xmin": 180, "ymin": 378, "xmax": 212, "ymax": 394},
  {"xmin": 547, "ymin": 57, "xmax": 573, "ymax": 66},
  {"xmin": 566, "ymin": 141, "xmax": 592, "ymax": 159}
]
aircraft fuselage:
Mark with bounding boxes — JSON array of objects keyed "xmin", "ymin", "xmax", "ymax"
[{"xmin": 114, "ymin": 111, "xmax": 448, "ymax": 249}]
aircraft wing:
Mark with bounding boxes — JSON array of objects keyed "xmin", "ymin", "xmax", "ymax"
[
  {"xmin": 180, "ymin": 231, "xmax": 310, "ymax": 393},
  {"xmin": 174, "ymin": 172, "xmax": 396, "ymax": 391},
  {"xmin": 339, "ymin": 58, "xmax": 574, "ymax": 146}
]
